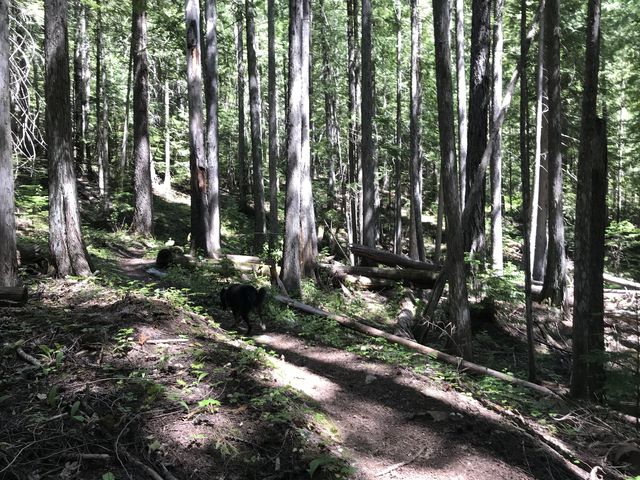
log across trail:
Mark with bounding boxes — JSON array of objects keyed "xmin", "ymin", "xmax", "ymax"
[{"xmin": 274, "ymin": 294, "xmax": 560, "ymax": 399}]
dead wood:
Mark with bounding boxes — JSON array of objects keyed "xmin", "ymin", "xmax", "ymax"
[
  {"xmin": 0, "ymin": 286, "xmax": 28, "ymax": 306},
  {"xmin": 274, "ymin": 295, "xmax": 560, "ymax": 398},
  {"xmin": 344, "ymin": 276, "xmax": 396, "ymax": 289},
  {"xmin": 322, "ymin": 264, "xmax": 438, "ymax": 288},
  {"xmin": 349, "ymin": 244, "xmax": 442, "ymax": 271},
  {"xmin": 603, "ymin": 273, "xmax": 640, "ymax": 290},
  {"xmin": 395, "ymin": 290, "xmax": 418, "ymax": 338},
  {"xmin": 16, "ymin": 347, "xmax": 41, "ymax": 368},
  {"xmin": 489, "ymin": 402, "xmax": 622, "ymax": 480}
]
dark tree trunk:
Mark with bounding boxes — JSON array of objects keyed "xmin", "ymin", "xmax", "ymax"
[
  {"xmin": 282, "ymin": 0, "xmax": 303, "ymax": 296},
  {"xmin": 520, "ymin": 0, "xmax": 536, "ymax": 382},
  {"xmin": 490, "ymin": 0, "xmax": 504, "ymax": 275},
  {"xmin": 246, "ymin": 0, "xmax": 266, "ymax": 253},
  {"xmin": 465, "ymin": 0, "xmax": 490, "ymax": 256},
  {"xmin": 45, "ymin": 0, "xmax": 92, "ymax": 277},
  {"xmin": 361, "ymin": 0, "xmax": 376, "ymax": 257},
  {"xmin": 393, "ymin": 0, "xmax": 402, "ymax": 256},
  {"xmin": 236, "ymin": 11, "xmax": 248, "ymax": 211},
  {"xmin": 300, "ymin": 0, "xmax": 317, "ymax": 277},
  {"xmin": 73, "ymin": 0, "xmax": 90, "ymax": 176},
  {"xmin": 432, "ymin": 0, "xmax": 472, "ymax": 360},
  {"xmin": 267, "ymin": 0, "xmax": 279, "ymax": 252},
  {"xmin": 540, "ymin": 0, "xmax": 566, "ymax": 306},
  {"xmin": 572, "ymin": 0, "xmax": 606, "ymax": 400},
  {"xmin": 409, "ymin": 0, "xmax": 425, "ymax": 262},
  {"xmin": 0, "ymin": 0, "xmax": 18, "ymax": 287},
  {"xmin": 185, "ymin": 0, "xmax": 206, "ymax": 252},
  {"xmin": 118, "ymin": 45, "xmax": 132, "ymax": 191},
  {"xmin": 131, "ymin": 0, "xmax": 153, "ymax": 236},
  {"xmin": 95, "ymin": 0, "xmax": 108, "ymax": 205},
  {"xmin": 347, "ymin": 0, "xmax": 360, "ymax": 251},
  {"xmin": 204, "ymin": 0, "xmax": 221, "ymax": 255}
]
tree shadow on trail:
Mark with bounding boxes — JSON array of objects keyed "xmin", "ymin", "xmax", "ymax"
[{"xmin": 256, "ymin": 333, "xmax": 576, "ymax": 480}]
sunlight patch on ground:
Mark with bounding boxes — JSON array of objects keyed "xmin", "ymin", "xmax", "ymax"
[{"xmin": 255, "ymin": 335, "xmax": 341, "ymax": 402}]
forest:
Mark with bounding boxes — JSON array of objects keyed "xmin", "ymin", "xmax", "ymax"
[{"xmin": 1, "ymin": 0, "xmax": 640, "ymax": 477}]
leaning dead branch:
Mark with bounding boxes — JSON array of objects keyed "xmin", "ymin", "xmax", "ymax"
[{"xmin": 274, "ymin": 295, "xmax": 560, "ymax": 398}]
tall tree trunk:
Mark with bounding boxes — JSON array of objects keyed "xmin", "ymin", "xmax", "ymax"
[
  {"xmin": 393, "ymin": 0, "xmax": 402, "ymax": 255},
  {"xmin": 615, "ymin": 88, "xmax": 624, "ymax": 224},
  {"xmin": 540, "ymin": 0, "xmax": 566, "ymax": 306},
  {"xmin": 246, "ymin": 0, "xmax": 266, "ymax": 253},
  {"xmin": 267, "ymin": 0, "xmax": 279, "ymax": 252},
  {"xmin": 572, "ymin": 0, "xmax": 606, "ymax": 400},
  {"xmin": 520, "ymin": 0, "xmax": 536, "ymax": 382},
  {"xmin": 347, "ymin": 0, "xmax": 360, "ymax": 252},
  {"xmin": 282, "ymin": 0, "xmax": 303, "ymax": 295},
  {"xmin": 185, "ymin": 0, "xmax": 207, "ymax": 252},
  {"xmin": 455, "ymin": 0, "xmax": 468, "ymax": 208},
  {"xmin": 118, "ymin": 45, "xmax": 132, "ymax": 192},
  {"xmin": 409, "ymin": 0, "xmax": 425, "ymax": 262},
  {"xmin": 300, "ymin": 0, "xmax": 317, "ymax": 277},
  {"xmin": 490, "ymin": 0, "xmax": 504, "ymax": 275},
  {"xmin": 95, "ymin": 0, "xmax": 108, "ymax": 206},
  {"xmin": 465, "ymin": 0, "xmax": 490, "ymax": 256},
  {"xmin": 131, "ymin": 0, "xmax": 153, "ymax": 236},
  {"xmin": 204, "ymin": 0, "xmax": 221, "ymax": 255},
  {"xmin": 432, "ymin": 0, "xmax": 472, "ymax": 360},
  {"xmin": 361, "ymin": 0, "xmax": 377, "ymax": 257},
  {"xmin": 163, "ymin": 78, "xmax": 171, "ymax": 189},
  {"xmin": 320, "ymin": 0, "xmax": 338, "ymax": 211},
  {"xmin": 0, "ymin": 0, "xmax": 18, "ymax": 287},
  {"xmin": 530, "ymin": 17, "xmax": 547, "ymax": 279},
  {"xmin": 236, "ymin": 11, "xmax": 248, "ymax": 212},
  {"xmin": 434, "ymin": 179, "xmax": 444, "ymax": 263},
  {"xmin": 73, "ymin": 0, "xmax": 90, "ymax": 176},
  {"xmin": 45, "ymin": 0, "xmax": 92, "ymax": 277}
]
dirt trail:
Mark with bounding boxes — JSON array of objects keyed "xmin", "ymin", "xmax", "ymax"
[
  {"xmin": 119, "ymin": 255, "xmax": 571, "ymax": 480},
  {"xmin": 255, "ymin": 333, "xmax": 564, "ymax": 480}
]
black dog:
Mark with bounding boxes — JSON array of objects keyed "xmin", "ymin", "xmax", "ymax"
[
  {"xmin": 155, "ymin": 248, "xmax": 174, "ymax": 269},
  {"xmin": 219, "ymin": 284, "xmax": 267, "ymax": 335}
]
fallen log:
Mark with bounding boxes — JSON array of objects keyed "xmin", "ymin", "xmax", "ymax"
[
  {"xmin": 339, "ymin": 274, "xmax": 396, "ymax": 290},
  {"xmin": 603, "ymin": 273, "xmax": 640, "ymax": 290},
  {"xmin": 275, "ymin": 294, "xmax": 560, "ymax": 398},
  {"xmin": 350, "ymin": 244, "xmax": 442, "ymax": 272},
  {"xmin": 0, "ymin": 286, "xmax": 28, "ymax": 306},
  {"xmin": 395, "ymin": 290, "xmax": 418, "ymax": 338},
  {"xmin": 322, "ymin": 264, "xmax": 438, "ymax": 288}
]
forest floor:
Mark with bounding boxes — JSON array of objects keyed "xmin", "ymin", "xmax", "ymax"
[{"xmin": 2, "ymin": 185, "xmax": 639, "ymax": 479}]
